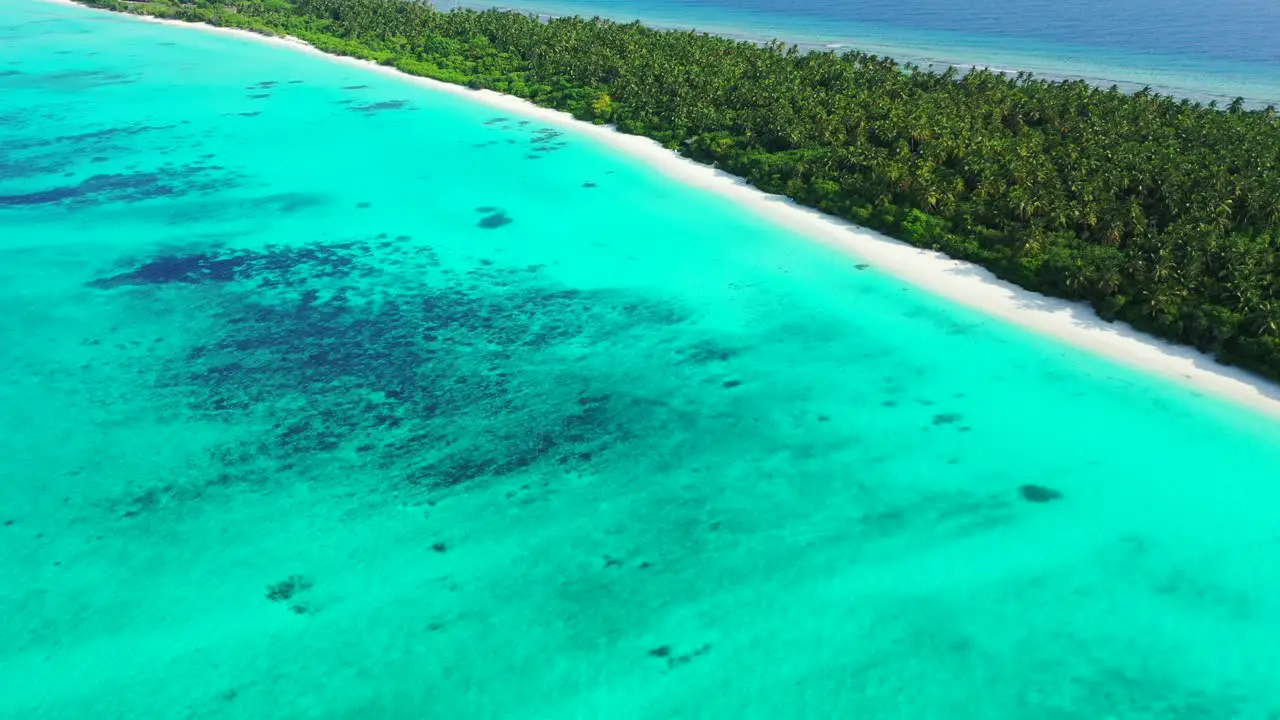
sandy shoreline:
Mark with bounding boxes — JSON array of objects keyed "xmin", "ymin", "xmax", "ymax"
[{"xmin": 39, "ymin": 0, "xmax": 1280, "ymax": 420}]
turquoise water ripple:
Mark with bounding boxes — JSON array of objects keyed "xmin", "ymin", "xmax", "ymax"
[{"xmin": 3, "ymin": 2, "xmax": 1280, "ymax": 717}]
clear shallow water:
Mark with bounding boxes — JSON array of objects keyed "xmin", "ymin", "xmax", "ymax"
[
  {"xmin": 4, "ymin": 2, "xmax": 1280, "ymax": 718},
  {"xmin": 460, "ymin": 0, "xmax": 1280, "ymax": 106}
]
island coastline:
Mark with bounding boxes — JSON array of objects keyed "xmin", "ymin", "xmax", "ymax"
[
  {"xmin": 38, "ymin": 0, "xmax": 1280, "ymax": 421},
  {"xmin": 457, "ymin": 0, "xmax": 1280, "ymax": 109}
]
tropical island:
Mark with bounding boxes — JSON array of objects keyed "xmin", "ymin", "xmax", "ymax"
[{"xmin": 77, "ymin": 0, "xmax": 1280, "ymax": 384}]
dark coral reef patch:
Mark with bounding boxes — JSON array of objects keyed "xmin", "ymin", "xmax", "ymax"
[
  {"xmin": 89, "ymin": 236, "xmax": 693, "ymax": 513},
  {"xmin": 0, "ymin": 166, "xmax": 236, "ymax": 208},
  {"xmin": 477, "ymin": 210, "xmax": 512, "ymax": 229},
  {"xmin": 350, "ymin": 100, "xmax": 410, "ymax": 113}
]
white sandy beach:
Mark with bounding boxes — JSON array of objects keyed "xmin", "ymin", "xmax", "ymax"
[{"xmin": 39, "ymin": 0, "xmax": 1280, "ymax": 421}]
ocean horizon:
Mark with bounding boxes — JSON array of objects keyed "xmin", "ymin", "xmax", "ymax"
[
  {"xmin": 4, "ymin": 1, "xmax": 1280, "ymax": 717},
  {"xmin": 455, "ymin": 0, "xmax": 1280, "ymax": 107}
]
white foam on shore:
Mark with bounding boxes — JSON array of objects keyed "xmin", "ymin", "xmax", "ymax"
[{"xmin": 45, "ymin": 0, "xmax": 1280, "ymax": 420}]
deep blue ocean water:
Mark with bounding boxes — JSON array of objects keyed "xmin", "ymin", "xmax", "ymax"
[
  {"xmin": 461, "ymin": 0, "xmax": 1280, "ymax": 106},
  {"xmin": 4, "ymin": 1, "xmax": 1280, "ymax": 718}
]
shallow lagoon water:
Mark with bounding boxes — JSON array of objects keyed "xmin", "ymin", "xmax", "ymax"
[{"xmin": 4, "ymin": 2, "xmax": 1280, "ymax": 718}]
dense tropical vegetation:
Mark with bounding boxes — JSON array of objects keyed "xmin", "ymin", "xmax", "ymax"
[{"xmin": 82, "ymin": 0, "xmax": 1280, "ymax": 382}]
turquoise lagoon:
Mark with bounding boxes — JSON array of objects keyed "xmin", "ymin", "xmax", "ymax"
[{"xmin": 3, "ymin": 2, "xmax": 1280, "ymax": 718}]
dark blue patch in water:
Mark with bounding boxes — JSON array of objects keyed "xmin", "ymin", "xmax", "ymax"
[
  {"xmin": 350, "ymin": 100, "xmax": 410, "ymax": 113},
  {"xmin": 13, "ymin": 123, "xmax": 177, "ymax": 150},
  {"xmin": 0, "ymin": 166, "xmax": 233, "ymax": 208},
  {"xmin": 88, "ymin": 242, "xmax": 360, "ymax": 289},
  {"xmin": 530, "ymin": 129, "xmax": 563, "ymax": 144},
  {"xmin": 163, "ymin": 191, "xmax": 327, "ymax": 224},
  {"xmin": 89, "ymin": 253, "xmax": 243, "ymax": 287},
  {"xmin": 2, "ymin": 69, "xmax": 135, "ymax": 90},
  {"xmin": 0, "ymin": 151, "xmax": 71, "ymax": 181},
  {"xmin": 267, "ymin": 192, "xmax": 327, "ymax": 213},
  {"xmin": 93, "ymin": 232, "xmax": 704, "ymax": 519},
  {"xmin": 478, "ymin": 211, "xmax": 513, "ymax": 229}
]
